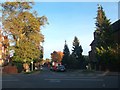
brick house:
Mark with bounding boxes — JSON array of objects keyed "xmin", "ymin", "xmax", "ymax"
[
  {"xmin": 111, "ymin": 19, "xmax": 120, "ymax": 45},
  {"xmin": 89, "ymin": 19, "xmax": 120, "ymax": 70},
  {"xmin": 0, "ymin": 30, "xmax": 9, "ymax": 66},
  {"xmin": 0, "ymin": 30, "xmax": 4, "ymax": 66}
]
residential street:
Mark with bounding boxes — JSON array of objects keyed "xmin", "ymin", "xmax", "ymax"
[
  {"xmin": 1, "ymin": 67, "xmax": 120, "ymax": 89},
  {"xmin": 0, "ymin": 2, "xmax": 120, "ymax": 90}
]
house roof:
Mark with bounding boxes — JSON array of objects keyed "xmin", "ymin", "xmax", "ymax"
[
  {"xmin": 90, "ymin": 40, "xmax": 95, "ymax": 46},
  {"xmin": 111, "ymin": 19, "xmax": 120, "ymax": 33}
]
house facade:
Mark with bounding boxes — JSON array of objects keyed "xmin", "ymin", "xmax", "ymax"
[
  {"xmin": 89, "ymin": 30, "xmax": 99, "ymax": 70},
  {"xmin": 0, "ymin": 30, "xmax": 9, "ymax": 66},
  {"xmin": 0, "ymin": 30, "xmax": 4, "ymax": 66},
  {"xmin": 110, "ymin": 19, "xmax": 120, "ymax": 45},
  {"xmin": 89, "ymin": 19, "xmax": 120, "ymax": 70}
]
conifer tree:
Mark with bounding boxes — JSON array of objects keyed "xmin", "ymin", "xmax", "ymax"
[
  {"xmin": 62, "ymin": 40, "xmax": 70, "ymax": 68},
  {"xmin": 71, "ymin": 36, "xmax": 84, "ymax": 69},
  {"xmin": 94, "ymin": 4, "xmax": 117, "ymax": 70},
  {"xmin": 95, "ymin": 4, "xmax": 111, "ymax": 48},
  {"xmin": 72, "ymin": 36, "xmax": 83, "ymax": 59}
]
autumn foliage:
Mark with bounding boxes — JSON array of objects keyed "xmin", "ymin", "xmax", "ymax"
[
  {"xmin": 51, "ymin": 51, "xmax": 64, "ymax": 62},
  {"xmin": 2, "ymin": 2, "xmax": 48, "ymax": 63}
]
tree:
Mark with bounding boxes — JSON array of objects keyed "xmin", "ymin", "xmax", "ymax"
[
  {"xmin": 2, "ymin": 2, "xmax": 48, "ymax": 66},
  {"xmin": 95, "ymin": 4, "xmax": 111, "ymax": 48},
  {"xmin": 94, "ymin": 4, "xmax": 118, "ymax": 71},
  {"xmin": 71, "ymin": 36, "xmax": 85, "ymax": 69},
  {"xmin": 72, "ymin": 36, "xmax": 83, "ymax": 59},
  {"xmin": 51, "ymin": 51, "xmax": 64, "ymax": 63},
  {"xmin": 62, "ymin": 40, "xmax": 70, "ymax": 68}
]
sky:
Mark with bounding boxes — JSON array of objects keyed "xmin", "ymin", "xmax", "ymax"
[
  {"xmin": 0, "ymin": 1, "xmax": 118, "ymax": 59},
  {"xmin": 31, "ymin": 2, "xmax": 118, "ymax": 59}
]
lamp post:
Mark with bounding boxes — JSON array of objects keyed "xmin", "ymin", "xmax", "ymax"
[{"xmin": 31, "ymin": 61, "xmax": 33, "ymax": 71}]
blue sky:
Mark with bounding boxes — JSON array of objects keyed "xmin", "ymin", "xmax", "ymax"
[{"xmin": 32, "ymin": 2, "xmax": 118, "ymax": 59}]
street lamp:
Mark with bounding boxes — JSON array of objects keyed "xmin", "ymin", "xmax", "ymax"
[{"xmin": 31, "ymin": 61, "xmax": 33, "ymax": 71}]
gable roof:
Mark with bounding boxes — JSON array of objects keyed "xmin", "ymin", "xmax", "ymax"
[{"xmin": 111, "ymin": 19, "xmax": 120, "ymax": 33}]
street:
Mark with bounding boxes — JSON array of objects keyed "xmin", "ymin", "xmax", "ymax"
[{"xmin": 1, "ymin": 67, "xmax": 120, "ymax": 89}]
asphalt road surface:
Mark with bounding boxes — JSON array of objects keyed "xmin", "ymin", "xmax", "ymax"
[{"xmin": 1, "ymin": 67, "xmax": 120, "ymax": 89}]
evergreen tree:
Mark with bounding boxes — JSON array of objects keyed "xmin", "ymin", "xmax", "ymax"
[
  {"xmin": 95, "ymin": 4, "xmax": 111, "ymax": 48},
  {"xmin": 62, "ymin": 40, "xmax": 70, "ymax": 68},
  {"xmin": 94, "ymin": 4, "xmax": 117, "ymax": 71},
  {"xmin": 72, "ymin": 36, "xmax": 83, "ymax": 59},
  {"xmin": 71, "ymin": 36, "xmax": 84, "ymax": 69}
]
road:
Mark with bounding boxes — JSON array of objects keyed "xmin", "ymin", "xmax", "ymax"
[{"xmin": 1, "ymin": 67, "xmax": 120, "ymax": 89}]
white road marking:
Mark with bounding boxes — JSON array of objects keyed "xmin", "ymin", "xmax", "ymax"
[
  {"xmin": 45, "ymin": 78, "xmax": 103, "ymax": 81},
  {"xmin": 1, "ymin": 76, "xmax": 19, "ymax": 82},
  {"xmin": 0, "ymin": 79, "xmax": 19, "ymax": 81},
  {"xmin": 45, "ymin": 76, "xmax": 98, "ymax": 79},
  {"xmin": 63, "ymin": 76, "xmax": 97, "ymax": 78},
  {"xmin": 49, "ymin": 79, "xmax": 61, "ymax": 82}
]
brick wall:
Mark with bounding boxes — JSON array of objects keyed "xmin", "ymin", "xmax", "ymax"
[{"xmin": 2, "ymin": 65, "xmax": 18, "ymax": 74}]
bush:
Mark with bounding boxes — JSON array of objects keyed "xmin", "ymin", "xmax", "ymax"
[{"xmin": 12, "ymin": 62, "xmax": 23, "ymax": 73}]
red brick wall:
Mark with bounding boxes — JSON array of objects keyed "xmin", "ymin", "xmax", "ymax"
[{"xmin": 2, "ymin": 65, "xmax": 18, "ymax": 74}]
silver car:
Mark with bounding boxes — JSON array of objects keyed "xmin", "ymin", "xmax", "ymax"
[{"xmin": 56, "ymin": 65, "xmax": 66, "ymax": 72}]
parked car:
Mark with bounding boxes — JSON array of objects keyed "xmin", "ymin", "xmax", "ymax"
[
  {"xmin": 56, "ymin": 65, "xmax": 66, "ymax": 72},
  {"xmin": 50, "ymin": 66, "xmax": 57, "ymax": 71},
  {"xmin": 50, "ymin": 65, "xmax": 66, "ymax": 72},
  {"xmin": 40, "ymin": 65, "xmax": 43, "ymax": 70}
]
